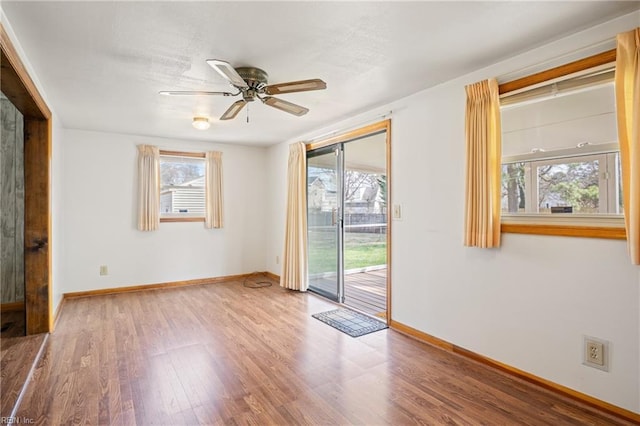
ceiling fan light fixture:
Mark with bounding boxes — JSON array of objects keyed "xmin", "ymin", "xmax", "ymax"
[{"xmin": 192, "ymin": 116, "xmax": 210, "ymax": 130}]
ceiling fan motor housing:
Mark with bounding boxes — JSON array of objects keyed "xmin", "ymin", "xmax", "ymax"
[
  {"xmin": 236, "ymin": 67, "xmax": 269, "ymax": 101},
  {"xmin": 236, "ymin": 67, "xmax": 268, "ymax": 88}
]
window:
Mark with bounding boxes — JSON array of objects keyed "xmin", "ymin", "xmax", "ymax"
[
  {"xmin": 499, "ymin": 55, "xmax": 625, "ymax": 236},
  {"xmin": 502, "ymin": 148, "xmax": 621, "ymax": 215},
  {"xmin": 159, "ymin": 151, "xmax": 205, "ymax": 221}
]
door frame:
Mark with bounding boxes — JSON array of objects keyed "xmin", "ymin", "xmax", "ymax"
[
  {"xmin": 306, "ymin": 119, "xmax": 392, "ymax": 321},
  {"xmin": 1, "ymin": 23, "xmax": 53, "ymax": 334}
]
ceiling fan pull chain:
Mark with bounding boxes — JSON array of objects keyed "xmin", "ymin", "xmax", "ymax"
[{"xmin": 246, "ymin": 103, "xmax": 250, "ymax": 123}]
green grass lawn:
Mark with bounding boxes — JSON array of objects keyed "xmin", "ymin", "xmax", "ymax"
[{"xmin": 308, "ymin": 231, "xmax": 387, "ymax": 274}]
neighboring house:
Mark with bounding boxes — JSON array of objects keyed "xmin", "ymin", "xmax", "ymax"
[
  {"xmin": 308, "ymin": 169, "xmax": 383, "ymax": 214},
  {"xmin": 307, "ymin": 171, "xmax": 337, "ymax": 212},
  {"xmin": 160, "ymin": 176, "xmax": 205, "ymax": 215}
]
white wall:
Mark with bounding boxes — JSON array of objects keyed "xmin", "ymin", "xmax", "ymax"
[
  {"xmin": 266, "ymin": 12, "xmax": 640, "ymax": 413},
  {"xmin": 266, "ymin": 141, "xmax": 290, "ymax": 275},
  {"xmin": 59, "ymin": 129, "xmax": 268, "ymax": 294},
  {"xmin": 51, "ymin": 115, "xmax": 65, "ymax": 315}
]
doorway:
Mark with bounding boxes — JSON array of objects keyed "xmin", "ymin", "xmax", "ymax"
[
  {"xmin": 1, "ymin": 91, "xmax": 26, "ymax": 337},
  {"xmin": 1, "ymin": 23, "xmax": 52, "ymax": 335},
  {"xmin": 307, "ymin": 120, "xmax": 390, "ymax": 320}
]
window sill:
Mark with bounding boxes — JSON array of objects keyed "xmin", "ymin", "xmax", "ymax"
[
  {"xmin": 160, "ymin": 217, "xmax": 205, "ymax": 223},
  {"xmin": 501, "ymin": 214, "xmax": 626, "ymax": 240}
]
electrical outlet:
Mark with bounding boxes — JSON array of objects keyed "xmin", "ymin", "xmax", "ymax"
[
  {"xmin": 586, "ymin": 341, "xmax": 604, "ymax": 365},
  {"xmin": 583, "ymin": 336, "xmax": 609, "ymax": 371},
  {"xmin": 276, "ymin": 255, "xmax": 279, "ymax": 265},
  {"xmin": 99, "ymin": 265, "xmax": 108, "ymax": 276}
]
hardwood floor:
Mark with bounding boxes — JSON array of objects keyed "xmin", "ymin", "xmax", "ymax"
[
  {"xmin": 14, "ymin": 279, "xmax": 633, "ymax": 425},
  {"xmin": 1, "ymin": 333, "xmax": 46, "ymax": 417}
]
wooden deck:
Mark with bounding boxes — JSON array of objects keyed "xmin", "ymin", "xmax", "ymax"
[
  {"xmin": 309, "ymin": 268, "xmax": 387, "ymax": 319},
  {"xmin": 344, "ymin": 268, "xmax": 386, "ymax": 318}
]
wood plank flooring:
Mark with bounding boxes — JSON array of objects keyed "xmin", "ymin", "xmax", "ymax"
[
  {"xmin": 1, "ymin": 332, "xmax": 46, "ymax": 417},
  {"xmin": 15, "ymin": 279, "xmax": 634, "ymax": 425}
]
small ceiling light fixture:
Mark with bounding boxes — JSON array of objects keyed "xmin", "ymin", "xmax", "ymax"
[{"xmin": 192, "ymin": 116, "xmax": 210, "ymax": 130}]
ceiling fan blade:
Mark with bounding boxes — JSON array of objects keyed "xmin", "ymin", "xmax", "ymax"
[
  {"xmin": 206, "ymin": 59, "xmax": 249, "ymax": 89},
  {"xmin": 265, "ymin": 79, "xmax": 326, "ymax": 95},
  {"xmin": 263, "ymin": 96, "xmax": 309, "ymax": 116},
  {"xmin": 159, "ymin": 90, "xmax": 237, "ymax": 96},
  {"xmin": 220, "ymin": 100, "xmax": 247, "ymax": 120}
]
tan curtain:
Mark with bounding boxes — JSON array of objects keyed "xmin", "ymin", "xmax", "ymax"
[
  {"xmin": 615, "ymin": 28, "xmax": 640, "ymax": 265},
  {"xmin": 281, "ymin": 142, "xmax": 308, "ymax": 291},
  {"xmin": 205, "ymin": 151, "xmax": 224, "ymax": 229},
  {"xmin": 464, "ymin": 78, "xmax": 502, "ymax": 248},
  {"xmin": 137, "ymin": 145, "xmax": 160, "ymax": 231}
]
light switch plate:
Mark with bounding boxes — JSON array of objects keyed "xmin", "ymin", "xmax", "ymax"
[{"xmin": 392, "ymin": 204, "xmax": 402, "ymax": 220}]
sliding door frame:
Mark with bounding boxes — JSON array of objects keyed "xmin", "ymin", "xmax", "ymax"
[
  {"xmin": 306, "ymin": 119, "xmax": 392, "ymax": 321},
  {"xmin": 306, "ymin": 144, "xmax": 344, "ymax": 302}
]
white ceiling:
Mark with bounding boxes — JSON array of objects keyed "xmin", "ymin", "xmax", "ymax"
[{"xmin": 3, "ymin": 1, "xmax": 638, "ymax": 147}]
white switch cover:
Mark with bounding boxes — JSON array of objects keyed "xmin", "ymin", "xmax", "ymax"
[{"xmin": 393, "ymin": 204, "xmax": 402, "ymax": 220}]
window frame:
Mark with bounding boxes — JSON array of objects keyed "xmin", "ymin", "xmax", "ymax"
[
  {"xmin": 502, "ymin": 150, "xmax": 621, "ymax": 215},
  {"xmin": 158, "ymin": 150, "xmax": 206, "ymax": 223},
  {"xmin": 498, "ymin": 49, "xmax": 625, "ymax": 240}
]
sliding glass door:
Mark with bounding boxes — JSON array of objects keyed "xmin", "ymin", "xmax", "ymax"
[
  {"xmin": 307, "ymin": 121, "xmax": 390, "ymax": 320},
  {"xmin": 342, "ymin": 134, "xmax": 388, "ymax": 317},
  {"xmin": 307, "ymin": 145, "xmax": 343, "ymax": 302}
]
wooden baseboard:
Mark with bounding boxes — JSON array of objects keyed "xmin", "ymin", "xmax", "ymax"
[
  {"xmin": 53, "ymin": 297, "xmax": 66, "ymax": 330},
  {"xmin": 388, "ymin": 320, "xmax": 640, "ymax": 423},
  {"xmin": 1, "ymin": 301, "xmax": 25, "ymax": 312},
  {"xmin": 389, "ymin": 320, "xmax": 453, "ymax": 351},
  {"xmin": 64, "ymin": 273, "xmax": 255, "ymax": 299},
  {"xmin": 264, "ymin": 271, "xmax": 280, "ymax": 282}
]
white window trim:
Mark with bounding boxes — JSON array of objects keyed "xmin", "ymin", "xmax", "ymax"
[
  {"xmin": 528, "ymin": 153, "xmax": 615, "ymax": 214},
  {"xmin": 502, "ymin": 143, "xmax": 622, "ymax": 220},
  {"xmin": 502, "ymin": 142, "xmax": 618, "ymax": 164}
]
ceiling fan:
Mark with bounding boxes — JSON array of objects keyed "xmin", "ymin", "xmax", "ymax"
[{"xmin": 159, "ymin": 59, "xmax": 327, "ymax": 120}]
